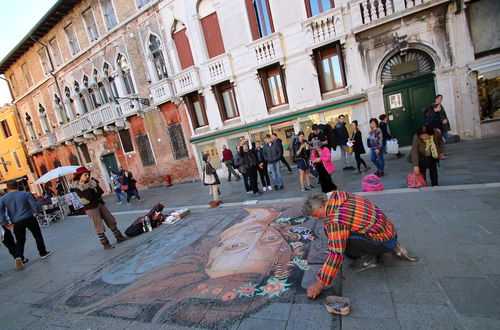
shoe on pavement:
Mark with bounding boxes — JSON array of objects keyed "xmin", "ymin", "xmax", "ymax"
[
  {"xmin": 364, "ymin": 166, "xmax": 371, "ymax": 172},
  {"xmin": 392, "ymin": 242, "xmax": 419, "ymax": 262},
  {"xmin": 349, "ymin": 255, "xmax": 381, "ymax": 272},
  {"xmin": 22, "ymin": 258, "xmax": 29, "ymax": 264},
  {"xmin": 116, "ymin": 201, "xmax": 122, "ymax": 205},
  {"xmin": 300, "ymin": 187, "xmax": 310, "ymax": 192},
  {"xmin": 41, "ymin": 251, "xmax": 53, "ymax": 259},
  {"xmin": 347, "ymin": 166, "xmax": 355, "ymax": 170},
  {"xmin": 307, "ymin": 185, "xmax": 315, "ymax": 189},
  {"xmin": 267, "ymin": 185, "xmax": 273, "ymax": 191},
  {"xmin": 15, "ymin": 258, "xmax": 24, "ymax": 270},
  {"xmin": 342, "ymin": 167, "xmax": 350, "ymax": 171},
  {"xmin": 353, "ymin": 170, "xmax": 361, "ymax": 175},
  {"xmin": 263, "ymin": 186, "xmax": 267, "ymax": 192},
  {"xmin": 246, "ymin": 190, "xmax": 253, "ymax": 194},
  {"xmin": 274, "ymin": 186, "xmax": 278, "ymax": 190},
  {"xmin": 254, "ymin": 191, "xmax": 263, "ymax": 196}
]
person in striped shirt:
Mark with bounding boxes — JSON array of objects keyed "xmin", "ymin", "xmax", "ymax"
[{"xmin": 303, "ymin": 191, "xmax": 418, "ymax": 299}]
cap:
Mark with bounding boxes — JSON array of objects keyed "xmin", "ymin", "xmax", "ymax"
[{"xmin": 312, "ymin": 140, "xmax": 324, "ymax": 149}]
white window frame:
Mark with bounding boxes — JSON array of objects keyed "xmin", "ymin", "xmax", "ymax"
[
  {"xmin": 21, "ymin": 62, "xmax": 34, "ymax": 87},
  {"xmin": 48, "ymin": 37, "xmax": 63, "ymax": 67},
  {"xmin": 100, "ymin": 0, "xmax": 118, "ymax": 31},
  {"xmin": 64, "ymin": 22, "xmax": 81, "ymax": 55},
  {"xmin": 82, "ymin": 7, "xmax": 100, "ymax": 43}
]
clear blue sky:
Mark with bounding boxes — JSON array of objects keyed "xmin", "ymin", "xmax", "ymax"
[{"xmin": 0, "ymin": 0, "xmax": 59, "ymax": 106}]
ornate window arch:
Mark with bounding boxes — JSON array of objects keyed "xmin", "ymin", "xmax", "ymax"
[
  {"xmin": 380, "ymin": 49, "xmax": 435, "ymax": 84},
  {"xmin": 116, "ymin": 54, "xmax": 136, "ymax": 95},
  {"xmin": 74, "ymin": 80, "xmax": 89, "ymax": 114},
  {"xmin": 148, "ymin": 33, "xmax": 169, "ymax": 81},
  {"xmin": 93, "ymin": 68, "xmax": 109, "ymax": 104},
  {"xmin": 103, "ymin": 62, "xmax": 119, "ymax": 99},
  {"xmin": 197, "ymin": 0, "xmax": 225, "ymax": 58}
]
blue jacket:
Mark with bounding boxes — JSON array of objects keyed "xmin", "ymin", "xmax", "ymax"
[{"xmin": 0, "ymin": 191, "xmax": 41, "ymax": 225}]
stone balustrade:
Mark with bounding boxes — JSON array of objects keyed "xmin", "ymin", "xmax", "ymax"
[
  {"xmin": 150, "ymin": 79, "xmax": 175, "ymax": 105},
  {"xmin": 201, "ymin": 53, "xmax": 233, "ymax": 84},
  {"xmin": 248, "ymin": 32, "xmax": 283, "ymax": 66}
]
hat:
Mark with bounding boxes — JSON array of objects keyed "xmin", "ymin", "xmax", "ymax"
[
  {"xmin": 75, "ymin": 167, "xmax": 90, "ymax": 175},
  {"xmin": 312, "ymin": 140, "xmax": 324, "ymax": 149}
]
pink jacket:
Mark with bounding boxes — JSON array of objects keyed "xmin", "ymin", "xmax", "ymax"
[{"xmin": 312, "ymin": 147, "xmax": 335, "ymax": 174}]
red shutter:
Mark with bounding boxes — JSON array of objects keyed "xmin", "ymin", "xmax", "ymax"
[
  {"xmin": 201, "ymin": 12, "xmax": 225, "ymax": 59},
  {"xmin": 245, "ymin": 0, "xmax": 260, "ymax": 40},
  {"xmin": 173, "ymin": 28, "xmax": 195, "ymax": 70}
]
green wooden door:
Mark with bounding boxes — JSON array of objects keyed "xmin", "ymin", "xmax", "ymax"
[
  {"xmin": 383, "ymin": 73, "xmax": 436, "ymax": 146},
  {"xmin": 101, "ymin": 153, "xmax": 119, "ymax": 175}
]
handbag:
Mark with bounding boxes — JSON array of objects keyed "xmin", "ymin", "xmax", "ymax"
[{"xmin": 120, "ymin": 185, "xmax": 129, "ymax": 191}]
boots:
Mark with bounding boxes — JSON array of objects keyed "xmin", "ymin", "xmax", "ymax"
[
  {"xmin": 100, "ymin": 237, "xmax": 115, "ymax": 250},
  {"xmin": 392, "ymin": 242, "xmax": 419, "ymax": 262},
  {"xmin": 114, "ymin": 230, "xmax": 131, "ymax": 243}
]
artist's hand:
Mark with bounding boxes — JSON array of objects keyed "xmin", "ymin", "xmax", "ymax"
[
  {"xmin": 414, "ymin": 166, "xmax": 420, "ymax": 174},
  {"xmin": 442, "ymin": 119, "xmax": 448, "ymax": 125},
  {"xmin": 5, "ymin": 224, "xmax": 13, "ymax": 231},
  {"xmin": 307, "ymin": 280, "xmax": 324, "ymax": 299}
]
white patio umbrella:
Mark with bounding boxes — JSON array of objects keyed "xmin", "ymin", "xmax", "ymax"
[{"xmin": 35, "ymin": 166, "xmax": 81, "ymax": 184}]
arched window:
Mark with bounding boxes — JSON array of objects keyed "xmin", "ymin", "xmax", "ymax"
[
  {"xmin": 198, "ymin": 0, "xmax": 225, "ymax": 59},
  {"xmin": 93, "ymin": 69, "xmax": 109, "ymax": 104},
  {"xmin": 117, "ymin": 54, "xmax": 136, "ymax": 95},
  {"xmin": 38, "ymin": 103, "xmax": 51, "ymax": 134},
  {"xmin": 149, "ymin": 34, "xmax": 169, "ymax": 80},
  {"xmin": 54, "ymin": 94, "xmax": 67, "ymax": 124},
  {"xmin": 74, "ymin": 81, "xmax": 89, "ymax": 114},
  {"xmin": 83, "ymin": 75, "xmax": 98, "ymax": 110},
  {"xmin": 172, "ymin": 21, "xmax": 195, "ymax": 70},
  {"xmin": 24, "ymin": 112, "xmax": 36, "ymax": 139},
  {"xmin": 245, "ymin": 0, "xmax": 274, "ymax": 40},
  {"xmin": 103, "ymin": 63, "xmax": 119, "ymax": 99},
  {"xmin": 64, "ymin": 86, "xmax": 76, "ymax": 120},
  {"xmin": 380, "ymin": 50, "xmax": 434, "ymax": 84}
]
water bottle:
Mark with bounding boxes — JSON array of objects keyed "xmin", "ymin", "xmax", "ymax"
[
  {"xmin": 145, "ymin": 216, "xmax": 153, "ymax": 232},
  {"xmin": 142, "ymin": 219, "xmax": 147, "ymax": 232}
]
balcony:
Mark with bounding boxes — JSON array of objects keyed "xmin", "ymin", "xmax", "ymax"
[
  {"xmin": 25, "ymin": 139, "xmax": 42, "ymax": 155},
  {"xmin": 247, "ymin": 33, "xmax": 284, "ymax": 67},
  {"xmin": 302, "ymin": 8, "xmax": 345, "ymax": 48},
  {"xmin": 54, "ymin": 127, "xmax": 65, "ymax": 144},
  {"xmin": 118, "ymin": 96, "xmax": 143, "ymax": 117},
  {"xmin": 172, "ymin": 67, "xmax": 202, "ymax": 95},
  {"xmin": 349, "ymin": 0, "xmax": 442, "ymax": 32},
  {"xmin": 39, "ymin": 133, "xmax": 57, "ymax": 149},
  {"xmin": 200, "ymin": 53, "xmax": 233, "ymax": 85},
  {"xmin": 150, "ymin": 79, "xmax": 175, "ymax": 105}
]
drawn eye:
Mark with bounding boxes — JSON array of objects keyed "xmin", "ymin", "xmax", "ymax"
[
  {"xmin": 230, "ymin": 243, "xmax": 243, "ymax": 249},
  {"xmin": 263, "ymin": 235, "xmax": 278, "ymax": 242}
]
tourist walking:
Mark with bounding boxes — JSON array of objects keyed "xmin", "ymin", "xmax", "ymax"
[
  {"xmin": 409, "ymin": 125, "xmax": 444, "ymax": 186},
  {"xmin": 122, "ymin": 170, "xmax": 142, "ymax": 204},
  {"xmin": 234, "ymin": 145, "xmax": 251, "ymax": 193},
  {"xmin": 263, "ymin": 134, "xmax": 284, "ymax": 190},
  {"xmin": 202, "ymin": 154, "xmax": 221, "ymax": 207},
  {"xmin": 333, "ymin": 115, "xmax": 355, "ymax": 170},
  {"xmin": 311, "ymin": 140, "xmax": 337, "ymax": 193},
  {"xmin": 221, "ymin": 145, "xmax": 240, "ymax": 181},
  {"xmin": 0, "ymin": 180, "xmax": 52, "ymax": 270},
  {"xmin": 367, "ymin": 118, "xmax": 385, "ymax": 177},
  {"xmin": 434, "ymin": 94, "xmax": 451, "ymax": 143},
  {"xmin": 379, "ymin": 114, "xmax": 405, "ymax": 159},
  {"xmin": 294, "ymin": 131, "xmax": 314, "ymax": 192},
  {"xmin": 272, "ymin": 133, "xmax": 293, "ymax": 174},
  {"xmin": 349, "ymin": 120, "xmax": 370, "ymax": 174},
  {"xmin": 74, "ymin": 167, "xmax": 130, "ymax": 250},
  {"xmin": 254, "ymin": 141, "xmax": 272, "ymax": 191},
  {"xmin": 110, "ymin": 170, "xmax": 126, "ymax": 204}
]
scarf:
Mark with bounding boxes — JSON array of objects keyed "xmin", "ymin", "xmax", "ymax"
[{"xmin": 423, "ymin": 138, "xmax": 438, "ymax": 159}]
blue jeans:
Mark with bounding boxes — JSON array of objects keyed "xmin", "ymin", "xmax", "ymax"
[
  {"xmin": 370, "ymin": 148, "xmax": 385, "ymax": 172},
  {"xmin": 114, "ymin": 188, "xmax": 126, "ymax": 202},
  {"xmin": 269, "ymin": 161, "xmax": 283, "ymax": 187},
  {"xmin": 126, "ymin": 189, "xmax": 141, "ymax": 203},
  {"xmin": 442, "ymin": 131, "xmax": 449, "ymax": 143}
]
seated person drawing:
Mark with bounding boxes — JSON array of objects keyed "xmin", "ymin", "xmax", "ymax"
[
  {"xmin": 303, "ymin": 192, "xmax": 418, "ymax": 299},
  {"xmin": 63, "ymin": 207, "xmax": 316, "ymax": 326}
]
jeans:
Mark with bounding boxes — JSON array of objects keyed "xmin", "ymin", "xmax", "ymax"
[
  {"xmin": 126, "ymin": 189, "xmax": 141, "ymax": 203},
  {"xmin": 340, "ymin": 145, "xmax": 353, "ymax": 167},
  {"xmin": 13, "ymin": 216, "xmax": 49, "ymax": 259},
  {"xmin": 344, "ymin": 232, "xmax": 397, "ymax": 258},
  {"xmin": 242, "ymin": 173, "xmax": 250, "ymax": 192},
  {"xmin": 268, "ymin": 161, "xmax": 284, "ymax": 187},
  {"xmin": 442, "ymin": 131, "xmax": 449, "ymax": 143},
  {"xmin": 370, "ymin": 148, "xmax": 385, "ymax": 172},
  {"xmin": 114, "ymin": 188, "xmax": 127, "ymax": 202}
]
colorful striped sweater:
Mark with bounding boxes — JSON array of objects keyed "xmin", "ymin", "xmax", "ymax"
[{"xmin": 316, "ymin": 191, "xmax": 396, "ymax": 286}]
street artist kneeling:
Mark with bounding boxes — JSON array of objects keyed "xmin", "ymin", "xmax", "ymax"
[{"xmin": 303, "ymin": 191, "xmax": 418, "ymax": 299}]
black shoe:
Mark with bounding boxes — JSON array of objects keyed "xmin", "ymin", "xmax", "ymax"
[
  {"xmin": 343, "ymin": 167, "xmax": 349, "ymax": 170},
  {"xmin": 392, "ymin": 242, "xmax": 419, "ymax": 262},
  {"xmin": 347, "ymin": 166, "xmax": 355, "ymax": 170},
  {"xmin": 254, "ymin": 191, "xmax": 263, "ymax": 196},
  {"xmin": 274, "ymin": 186, "xmax": 279, "ymax": 190},
  {"xmin": 22, "ymin": 258, "xmax": 29, "ymax": 264},
  {"xmin": 396, "ymin": 152, "xmax": 405, "ymax": 159},
  {"xmin": 41, "ymin": 251, "xmax": 53, "ymax": 259},
  {"xmin": 349, "ymin": 255, "xmax": 381, "ymax": 272}
]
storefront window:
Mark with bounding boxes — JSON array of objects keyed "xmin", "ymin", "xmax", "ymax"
[
  {"xmin": 298, "ymin": 114, "xmax": 321, "ymax": 138},
  {"xmin": 477, "ymin": 74, "xmax": 500, "ymax": 120},
  {"xmin": 198, "ymin": 142, "xmax": 221, "ymax": 169},
  {"xmin": 227, "ymin": 134, "xmax": 246, "ymax": 153},
  {"xmin": 248, "ymin": 126, "xmax": 271, "ymax": 144},
  {"xmin": 324, "ymin": 107, "xmax": 354, "ymax": 137}
]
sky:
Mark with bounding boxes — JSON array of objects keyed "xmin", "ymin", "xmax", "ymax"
[{"xmin": 0, "ymin": 0, "xmax": 59, "ymax": 106}]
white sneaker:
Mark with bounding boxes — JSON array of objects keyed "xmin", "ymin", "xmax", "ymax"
[
  {"xmin": 267, "ymin": 185, "xmax": 273, "ymax": 191},
  {"xmin": 263, "ymin": 187, "xmax": 267, "ymax": 192},
  {"xmin": 116, "ymin": 201, "xmax": 122, "ymax": 205}
]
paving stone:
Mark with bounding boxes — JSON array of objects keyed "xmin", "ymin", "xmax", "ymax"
[
  {"xmin": 0, "ymin": 313, "xmax": 41, "ymax": 330},
  {"xmin": 285, "ymin": 303, "xmax": 336, "ymax": 330},
  {"xmin": 248, "ymin": 302, "xmax": 292, "ymax": 321},
  {"xmin": 437, "ymin": 277, "xmax": 500, "ymax": 318},
  {"xmin": 464, "ymin": 244, "xmax": 500, "ymax": 275},
  {"xmin": 341, "ymin": 316, "xmax": 401, "ymax": 330},
  {"xmin": 395, "ymin": 303, "xmax": 464, "ymax": 330},
  {"xmin": 460, "ymin": 316, "xmax": 500, "ymax": 330},
  {"xmin": 237, "ymin": 318, "xmax": 287, "ymax": 330}
]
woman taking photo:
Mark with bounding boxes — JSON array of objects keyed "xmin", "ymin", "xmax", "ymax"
[
  {"xmin": 202, "ymin": 154, "xmax": 221, "ymax": 207},
  {"xmin": 367, "ymin": 118, "xmax": 385, "ymax": 177},
  {"xmin": 350, "ymin": 120, "xmax": 370, "ymax": 174},
  {"xmin": 293, "ymin": 131, "xmax": 314, "ymax": 192},
  {"xmin": 409, "ymin": 125, "xmax": 444, "ymax": 186},
  {"xmin": 311, "ymin": 140, "xmax": 337, "ymax": 193}
]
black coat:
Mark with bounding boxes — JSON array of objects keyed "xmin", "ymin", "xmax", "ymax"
[
  {"xmin": 351, "ymin": 130, "xmax": 366, "ymax": 154},
  {"xmin": 333, "ymin": 122, "xmax": 349, "ymax": 145},
  {"xmin": 379, "ymin": 121, "xmax": 391, "ymax": 145}
]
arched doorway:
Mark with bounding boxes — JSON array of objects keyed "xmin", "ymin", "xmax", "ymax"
[{"xmin": 381, "ymin": 49, "xmax": 436, "ymax": 145}]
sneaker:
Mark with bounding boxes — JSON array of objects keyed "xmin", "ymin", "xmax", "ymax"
[
  {"xmin": 22, "ymin": 258, "xmax": 29, "ymax": 264},
  {"xmin": 307, "ymin": 185, "xmax": 315, "ymax": 189},
  {"xmin": 274, "ymin": 186, "xmax": 278, "ymax": 190},
  {"xmin": 392, "ymin": 242, "xmax": 419, "ymax": 262},
  {"xmin": 364, "ymin": 166, "xmax": 371, "ymax": 172},
  {"xmin": 41, "ymin": 251, "xmax": 53, "ymax": 259},
  {"xmin": 353, "ymin": 170, "xmax": 361, "ymax": 175},
  {"xmin": 15, "ymin": 258, "xmax": 24, "ymax": 271},
  {"xmin": 262, "ymin": 186, "xmax": 267, "ymax": 192},
  {"xmin": 300, "ymin": 187, "xmax": 310, "ymax": 192},
  {"xmin": 116, "ymin": 201, "xmax": 122, "ymax": 205},
  {"xmin": 267, "ymin": 185, "xmax": 273, "ymax": 191},
  {"xmin": 349, "ymin": 255, "xmax": 381, "ymax": 272},
  {"xmin": 347, "ymin": 166, "xmax": 356, "ymax": 170}
]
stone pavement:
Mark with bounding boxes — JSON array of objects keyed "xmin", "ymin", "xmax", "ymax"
[
  {"xmin": 0, "ymin": 182, "xmax": 499, "ymax": 329},
  {"xmin": 102, "ymin": 136, "xmax": 500, "ymax": 213}
]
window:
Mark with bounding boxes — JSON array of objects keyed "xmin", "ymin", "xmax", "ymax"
[
  {"xmin": 75, "ymin": 81, "xmax": 89, "ymax": 114},
  {"xmin": 136, "ymin": 133, "xmax": 156, "ymax": 166},
  {"xmin": 185, "ymin": 92, "xmax": 208, "ymax": 129},
  {"xmin": 83, "ymin": 75, "xmax": 98, "ymax": 110},
  {"xmin": 305, "ymin": 0, "xmax": 334, "ymax": 17},
  {"xmin": 313, "ymin": 42, "xmax": 346, "ymax": 93},
  {"xmin": 199, "ymin": 0, "xmax": 225, "ymax": 58},
  {"xmin": 148, "ymin": 35, "xmax": 169, "ymax": 80},
  {"xmin": 64, "ymin": 23, "xmax": 80, "ymax": 55},
  {"xmin": 117, "ymin": 55, "xmax": 136, "ymax": 95},
  {"xmin": 40, "ymin": 164, "xmax": 48, "ymax": 175},
  {"xmin": 68, "ymin": 153, "xmax": 80, "ymax": 166},
  {"xmin": 82, "ymin": 8, "xmax": 99, "ymax": 42},
  {"xmin": 101, "ymin": 0, "xmax": 118, "ymax": 30},
  {"xmin": 103, "ymin": 63, "xmax": 119, "ymax": 99},
  {"xmin": 258, "ymin": 64, "xmax": 288, "ymax": 108},
  {"xmin": 213, "ymin": 81, "xmax": 239, "ymax": 121},
  {"xmin": 136, "ymin": 0, "xmax": 151, "ymax": 9},
  {"xmin": 54, "ymin": 159, "xmax": 62, "ymax": 168},
  {"xmin": 64, "ymin": 86, "xmax": 76, "ymax": 119},
  {"xmin": 21, "ymin": 63, "xmax": 34, "ymax": 87},
  {"xmin": 79, "ymin": 144, "xmax": 92, "ymax": 163},
  {"xmin": 9, "ymin": 73, "xmax": 19, "ymax": 96},
  {"xmin": 0, "ymin": 157, "xmax": 8, "ymax": 173},
  {"xmin": 1, "ymin": 120, "xmax": 12, "ymax": 138},
  {"xmin": 54, "ymin": 94, "xmax": 67, "ymax": 124},
  {"xmin": 93, "ymin": 69, "xmax": 108, "ymax": 104},
  {"xmin": 38, "ymin": 48, "xmax": 50, "ymax": 75},
  {"xmin": 12, "ymin": 151, "xmax": 21, "ymax": 169},
  {"xmin": 118, "ymin": 129, "xmax": 134, "ymax": 153},
  {"xmin": 172, "ymin": 21, "xmax": 195, "ymax": 70},
  {"xmin": 167, "ymin": 123, "xmax": 189, "ymax": 160},
  {"xmin": 245, "ymin": 0, "xmax": 274, "ymax": 40},
  {"xmin": 49, "ymin": 38, "xmax": 62, "ymax": 67},
  {"xmin": 38, "ymin": 104, "xmax": 51, "ymax": 134}
]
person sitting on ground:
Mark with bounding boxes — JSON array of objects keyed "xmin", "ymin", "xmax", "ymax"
[
  {"xmin": 294, "ymin": 131, "xmax": 314, "ymax": 192},
  {"xmin": 311, "ymin": 140, "xmax": 337, "ymax": 193},
  {"xmin": 303, "ymin": 192, "xmax": 418, "ymax": 299},
  {"xmin": 409, "ymin": 125, "xmax": 444, "ymax": 186},
  {"xmin": 202, "ymin": 154, "xmax": 221, "ymax": 207},
  {"xmin": 74, "ymin": 167, "xmax": 130, "ymax": 250}
]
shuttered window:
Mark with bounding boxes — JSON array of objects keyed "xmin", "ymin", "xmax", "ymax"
[
  {"xmin": 200, "ymin": 12, "xmax": 225, "ymax": 58},
  {"xmin": 136, "ymin": 133, "xmax": 156, "ymax": 166},
  {"xmin": 173, "ymin": 26, "xmax": 195, "ymax": 70},
  {"xmin": 167, "ymin": 123, "xmax": 189, "ymax": 160}
]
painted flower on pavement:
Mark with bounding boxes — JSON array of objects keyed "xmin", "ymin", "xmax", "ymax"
[
  {"xmin": 257, "ymin": 278, "xmax": 291, "ymax": 298},
  {"xmin": 274, "ymin": 217, "xmax": 291, "ymax": 223},
  {"xmin": 221, "ymin": 291, "xmax": 237, "ymax": 302},
  {"xmin": 292, "ymin": 257, "xmax": 310, "ymax": 270},
  {"xmin": 211, "ymin": 288, "xmax": 223, "ymax": 295},
  {"xmin": 236, "ymin": 282, "xmax": 258, "ymax": 298}
]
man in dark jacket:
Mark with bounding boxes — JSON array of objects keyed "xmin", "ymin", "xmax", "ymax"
[
  {"xmin": 272, "ymin": 133, "xmax": 292, "ymax": 174},
  {"xmin": 239, "ymin": 141, "xmax": 262, "ymax": 195},
  {"xmin": 263, "ymin": 134, "xmax": 284, "ymax": 190},
  {"xmin": 333, "ymin": 115, "xmax": 354, "ymax": 170},
  {"xmin": 254, "ymin": 141, "xmax": 272, "ymax": 191},
  {"xmin": 379, "ymin": 114, "xmax": 405, "ymax": 159},
  {"xmin": 434, "ymin": 95, "xmax": 451, "ymax": 143}
]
